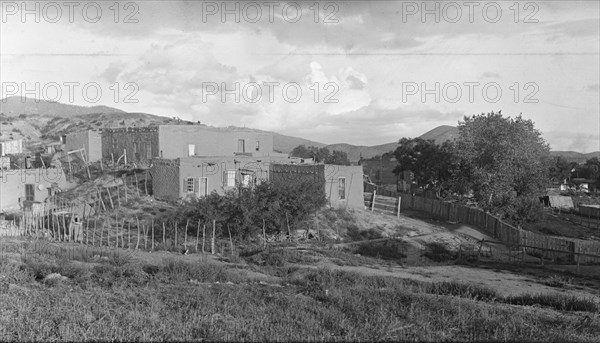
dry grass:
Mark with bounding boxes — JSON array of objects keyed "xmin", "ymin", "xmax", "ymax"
[{"xmin": 1, "ymin": 239, "xmax": 599, "ymax": 342}]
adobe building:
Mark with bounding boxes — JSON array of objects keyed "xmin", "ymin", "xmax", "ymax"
[
  {"xmin": 150, "ymin": 156, "xmax": 365, "ymax": 209},
  {"xmin": 150, "ymin": 155, "xmax": 311, "ymax": 200},
  {"xmin": 65, "ymin": 130, "xmax": 102, "ymax": 162},
  {"xmin": 0, "ymin": 139, "xmax": 23, "ymax": 156},
  {"xmin": 101, "ymin": 125, "xmax": 275, "ymax": 163},
  {"xmin": 324, "ymin": 165, "xmax": 365, "ymax": 209},
  {"xmin": 0, "ymin": 167, "xmax": 75, "ymax": 213}
]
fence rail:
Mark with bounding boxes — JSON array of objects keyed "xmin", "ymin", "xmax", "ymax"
[{"xmin": 366, "ymin": 192, "xmax": 600, "ymax": 264}]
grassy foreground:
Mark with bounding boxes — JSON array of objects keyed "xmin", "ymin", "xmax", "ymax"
[{"xmin": 0, "ymin": 243, "xmax": 599, "ymax": 342}]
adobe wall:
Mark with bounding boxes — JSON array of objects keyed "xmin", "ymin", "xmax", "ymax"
[
  {"xmin": 0, "ymin": 168, "xmax": 74, "ymax": 212},
  {"xmin": 65, "ymin": 130, "xmax": 102, "ymax": 162},
  {"xmin": 158, "ymin": 126, "xmax": 276, "ymax": 158},
  {"xmin": 0, "ymin": 139, "xmax": 23, "ymax": 156},
  {"xmin": 149, "ymin": 159, "xmax": 180, "ymax": 200},
  {"xmin": 324, "ymin": 164, "xmax": 365, "ymax": 209},
  {"xmin": 232, "ymin": 130, "xmax": 274, "ymax": 154},
  {"xmin": 102, "ymin": 127, "xmax": 159, "ymax": 162},
  {"xmin": 158, "ymin": 126, "xmax": 235, "ymax": 158}
]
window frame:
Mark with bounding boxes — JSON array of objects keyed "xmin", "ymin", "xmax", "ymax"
[
  {"xmin": 338, "ymin": 177, "xmax": 346, "ymax": 200},
  {"xmin": 186, "ymin": 177, "xmax": 195, "ymax": 193},
  {"xmin": 25, "ymin": 184, "xmax": 35, "ymax": 201},
  {"xmin": 224, "ymin": 170, "xmax": 236, "ymax": 187}
]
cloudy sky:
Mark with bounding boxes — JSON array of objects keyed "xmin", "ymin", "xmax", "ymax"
[{"xmin": 1, "ymin": 1, "xmax": 599, "ymax": 151}]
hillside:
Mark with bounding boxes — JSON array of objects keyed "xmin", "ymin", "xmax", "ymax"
[
  {"xmin": 551, "ymin": 151, "xmax": 600, "ymax": 164},
  {"xmin": 0, "ymin": 96, "xmax": 124, "ymax": 117},
  {"xmin": 419, "ymin": 125, "xmax": 459, "ymax": 145},
  {"xmin": 272, "ymin": 133, "xmax": 326, "ymax": 153},
  {"xmin": 2, "ymin": 98, "xmax": 596, "ymax": 162},
  {"xmin": 322, "ymin": 126, "xmax": 459, "ymax": 162}
]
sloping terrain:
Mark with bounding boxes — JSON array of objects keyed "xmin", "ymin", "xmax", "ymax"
[{"xmin": 0, "ymin": 97, "xmax": 124, "ymax": 117}]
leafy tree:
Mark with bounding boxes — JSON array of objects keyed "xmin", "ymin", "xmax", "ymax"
[
  {"xmin": 583, "ymin": 157, "xmax": 600, "ymax": 180},
  {"xmin": 392, "ymin": 137, "xmax": 456, "ymax": 194},
  {"xmin": 548, "ymin": 156, "xmax": 575, "ymax": 184},
  {"xmin": 324, "ymin": 150, "xmax": 350, "ymax": 165},
  {"xmin": 169, "ymin": 179, "xmax": 326, "ymax": 241},
  {"xmin": 452, "ymin": 112, "xmax": 551, "ymax": 212},
  {"xmin": 291, "ymin": 145, "xmax": 350, "ymax": 165}
]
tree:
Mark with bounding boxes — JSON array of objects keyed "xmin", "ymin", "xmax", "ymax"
[
  {"xmin": 393, "ymin": 137, "xmax": 456, "ymax": 194},
  {"xmin": 548, "ymin": 156, "xmax": 574, "ymax": 184},
  {"xmin": 324, "ymin": 150, "xmax": 350, "ymax": 165},
  {"xmin": 291, "ymin": 145, "xmax": 350, "ymax": 165},
  {"xmin": 584, "ymin": 157, "xmax": 600, "ymax": 180},
  {"xmin": 452, "ymin": 112, "xmax": 551, "ymax": 212}
]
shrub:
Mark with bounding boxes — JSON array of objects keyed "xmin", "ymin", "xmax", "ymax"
[
  {"xmin": 506, "ymin": 196, "xmax": 545, "ymax": 225},
  {"xmin": 354, "ymin": 239, "xmax": 406, "ymax": 261},
  {"xmin": 423, "ymin": 242, "xmax": 457, "ymax": 262}
]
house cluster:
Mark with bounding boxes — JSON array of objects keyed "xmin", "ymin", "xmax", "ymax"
[
  {"xmin": 0, "ymin": 138, "xmax": 74, "ymax": 213},
  {"xmin": 1, "ymin": 124, "xmax": 364, "ymax": 214}
]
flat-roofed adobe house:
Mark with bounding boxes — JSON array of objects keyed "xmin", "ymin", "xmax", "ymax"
[
  {"xmin": 323, "ymin": 164, "xmax": 365, "ymax": 209},
  {"xmin": 101, "ymin": 125, "xmax": 276, "ymax": 163},
  {"xmin": 150, "ymin": 155, "xmax": 314, "ymax": 200},
  {"xmin": 150, "ymin": 156, "xmax": 365, "ymax": 209},
  {"xmin": 0, "ymin": 139, "xmax": 23, "ymax": 156},
  {"xmin": 65, "ymin": 130, "xmax": 102, "ymax": 162},
  {"xmin": 0, "ymin": 167, "xmax": 75, "ymax": 213}
]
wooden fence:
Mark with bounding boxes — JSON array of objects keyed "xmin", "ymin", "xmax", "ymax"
[
  {"xmin": 366, "ymin": 192, "xmax": 600, "ymax": 264},
  {"xmin": 579, "ymin": 205, "xmax": 600, "ymax": 219}
]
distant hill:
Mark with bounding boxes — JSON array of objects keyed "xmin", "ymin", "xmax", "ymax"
[
  {"xmin": 418, "ymin": 125, "xmax": 459, "ymax": 145},
  {"xmin": 318, "ymin": 126, "xmax": 459, "ymax": 162},
  {"xmin": 273, "ymin": 133, "xmax": 326, "ymax": 153},
  {"xmin": 0, "ymin": 96, "xmax": 124, "ymax": 117},
  {"xmin": 3, "ymin": 98, "xmax": 595, "ymax": 162},
  {"xmin": 551, "ymin": 151, "xmax": 600, "ymax": 164}
]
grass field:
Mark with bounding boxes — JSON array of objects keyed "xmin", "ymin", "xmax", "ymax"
[{"xmin": 1, "ymin": 239, "xmax": 599, "ymax": 342}]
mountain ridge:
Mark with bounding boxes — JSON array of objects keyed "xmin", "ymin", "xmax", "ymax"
[{"xmin": 1, "ymin": 97, "xmax": 596, "ymax": 163}]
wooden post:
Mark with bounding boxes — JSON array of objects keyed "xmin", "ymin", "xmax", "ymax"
[
  {"xmin": 184, "ymin": 219, "xmax": 189, "ymax": 249},
  {"xmin": 397, "ymin": 196, "xmax": 402, "ymax": 218},
  {"xmin": 211, "ymin": 220, "xmax": 216, "ymax": 254},
  {"xmin": 136, "ymin": 217, "xmax": 141, "ymax": 250},
  {"xmin": 116, "ymin": 184, "xmax": 121, "ymax": 207},
  {"xmin": 151, "ymin": 219, "xmax": 155, "ymax": 250},
  {"xmin": 162, "ymin": 222, "xmax": 166, "ymax": 248},
  {"xmin": 123, "ymin": 176, "xmax": 128, "ymax": 203},
  {"xmin": 577, "ymin": 247, "xmax": 581, "ymax": 273},
  {"xmin": 227, "ymin": 224, "xmax": 234, "ymax": 255},
  {"xmin": 202, "ymin": 224, "xmax": 206, "ymax": 254},
  {"xmin": 99, "ymin": 222, "xmax": 104, "ymax": 247},
  {"xmin": 316, "ymin": 216, "xmax": 320, "ymax": 241},
  {"xmin": 174, "ymin": 222, "xmax": 178, "ymax": 249},
  {"xmin": 85, "ymin": 219, "xmax": 89, "ymax": 245},
  {"xmin": 285, "ymin": 212, "xmax": 291, "ymax": 239},
  {"xmin": 128, "ymin": 221, "xmax": 131, "ymax": 249},
  {"xmin": 262, "ymin": 218, "xmax": 266, "ymax": 248},
  {"xmin": 134, "ymin": 173, "xmax": 141, "ymax": 196},
  {"xmin": 106, "ymin": 187, "xmax": 114, "ymax": 209},
  {"xmin": 195, "ymin": 220, "xmax": 200, "ymax": 252},
  {"xmin": 144, "ymin": 169, "xmax": 149, "ymax": 195},
  {"xmin": 371, "ymin": 190, "xmax": 377, "ymax": 212},
  {"xmin": 92, "ymin": 218, "xmax": 97, "ymax": 246},
  {"xmin": 61, "ymin": 213, "xmax": 67, "ymax": 242},
  {"xmin": 97, "ymin": 189, "xmax": 106, "ymax": 211},
  {"xmin": 143, "ymin": 224, "xmax": 148, "ymax": 250}
]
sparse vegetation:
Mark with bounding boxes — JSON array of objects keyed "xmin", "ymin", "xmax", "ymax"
[{"xmin": 1, "ymin": 246, "xmax": 599, "ymax": 342}]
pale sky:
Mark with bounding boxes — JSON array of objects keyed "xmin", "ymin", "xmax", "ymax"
[{"xmin": 1, "ymin": 1, "xmax": 599, "ymax": 151}]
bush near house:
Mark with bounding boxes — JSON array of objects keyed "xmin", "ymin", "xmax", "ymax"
[{"xmin": 165, "ymin": 179, "xmax": 327, "ymax": 240}]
